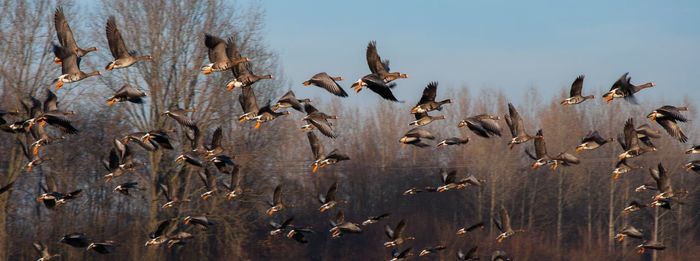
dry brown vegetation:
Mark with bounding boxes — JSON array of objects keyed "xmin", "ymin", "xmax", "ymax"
[{"xmin": 1, "ymin": 1, "xmax": 699, "ymax": 261}]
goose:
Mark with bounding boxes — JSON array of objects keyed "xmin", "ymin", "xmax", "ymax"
[
  {"xmin": 634, "ymin": 183, "xmax": 657, "ymax": 192},
  {"xmin": 615, "ymin": 225, "xmax": 643, "ymax": 242},
  {"xmin": 303, "ymin": 72, "xmax": 348, "ymax": 97},
  {"xmin": 457, "ymin": 221, "xmax": 485, "ymax": 235},
  {"xmin": 456, "ymin": 246, "xmax": 479, "ymax": 260},
  {"xmin": 649, "ymin": 163, "xmax": 673, "ymax": 206},
  {"xmin": 457, "ymin": 246, "xmax": 479, "ymax": 261},
  {"xmin": 114, "ymin": 181, "xmax": 139, "ymax": 196},
  {"xmin": 272, "ymin": 90, "xmax": 309, "ymax": 112},
  {"xmin": 436, "ymin": 169, "xmax": 460, "ymax": 192},
  {"xmin": 201, "ymin": 34, "xmax": 250, "ymax": 75},
  {"xmin": 307, "ymin": 132, "xmax": 349, "ymax": 173},
  {"xmin": 561, "ymin": 75, "xmax": 594, "ymax": 105},
  {"xmin": 122, "ymin": 130, "xmax": 173, "ymax": 151},
  {"xmin": 103, "ymin": 139, "xmax": 136, "ymax": 181},
  {"xmin": 33, "ymin": 242, "xmax": 60, "ymax": 261},
  {"xmin": 105, "ymin": 16, "xmax": 152, "ymax": 70},
  {"xmin": 183, "ymin": 215, "xmax": 213, "ymax": 231},
  {"xmin": 165, "ymin": 232, "xmax": 194, "ymax": 248},
  {"xmin": 418, "ymin": 245, "xmax": 446, "ymax": 256},
  {"xmin": 318, "ymin": 182, "xmax": 339, "ymax": 213},
  {"xmin": 685, "ymin": 160, "xmax": 700, "ymax": 173},
  {"xmin": 411, "ymin": 82, "xmax": 451, "ymax": 113},
  {"xmin": 286, "ymin": 227, "xmax": 314, "ymax": 244},
  {"xmin": 266, "ymin": 185, "xmax": 284, "ymax": 216},
  {"xmin": 635, "ymin": 124, "xmax": 661, "ymax": 149},
  {"xmin": 269, "ymin": 217, "xmax": 294, "ymax": 236},
  {"xmin": 161, "ymin": 107, "xmax": 196, "ymax": 128},
  {"xmin": 303, "ymin": 103, "xmax": 337, "ymax": 138},
  {"xmin": 384, "ymin": 219, "xmax": 414, "ymax": 247},
  {"xmin": 225, "ymin": 36, "xmax": 272, "ymax": 90},
  {"xmin": 145, "ymin": 219, "xmax": 174, "ymax": 246},
  {"xmin": 602, "ymin": 72, "xmax": 654, "ymax": 104},
  {"xmin": 253, "ymin": 101, "xmax": 290, "ymax": 129},
  {"xmin": 363, "ymin": 41, "xmax": 407, "ymax": 84},
  {"xmin": 505, "ymin": 103, "xmax": 533, "ymax": 149},
  {"xmin": 159, "ymin": 182, "xmax": 190, "ymax": 209},
  {"xmin": 549, "ymin": 152, "xmax": 580, "ymax": 170},
  {"xmin": 60, "ymin": 233, "xmax": 89, "ymax": 248},
  {"xmin": 636, "ymin": 240, "xmax": 665, "ymax": 254},
  {"xmin": 618, "ymin": 118, "xmax": 655, "ymax": 161},
  {"xmin": 175, "ymin": 153, "xmax": 204, "ymax": 168},
  {"xmin": 362, "ymin": 213, "xmax": 390, "ymax": 226},
  {"xmin": 399, "ymin": 127, "xmax": 435, "ymax": 148},
  {"xmin": 191, "ymin": 126, "xmax": 224, "ymax": 157},
  {"xmin": 53, "ymin": 7, "xmax": 96, "ymax": 63},
  {"xmin": 647, "ymin": 105, "xmax": 688, "ymax": 143},
  {"xmin": 686, "ymin": 145, "xmax": 700, "ymax": 154},
  {"xmin": 36, "ymin": 179, "xmax": 81, "ymax": 210},
  {"xmin": 526, "ymin": 130, "xmax": 552, "ymax": 169},
  {"xmin": 622, "ymin": 200, "xmax": 647, "ymax": 215},
  {"xmin": 575, "ymin": 130, "xmax": 612, "ymax": 152},
  {"xmin": 51, "ymin": 43, "xmax": 100, "ymax": 89},
  {"xmin": 389, "ymin": 247, "xmax": 413, "ymax": 261},
  {"xmin": 494, "ymin": 205, "xmax": 522, "ymax": 243},
  {"xmin": 87, "ymin": 241, "xmax": 117, "ymax": 254},
  {"xmin": 106, "ymin": 85, "xmax": 147, "ymax": 106},
  {"xmin": 437, "ymin": 137, "xmax": 470, "ymax": 148},
  {"xmin": 329, "ymin": 211, "xmax": 363, "ymax": 237},
  {"xmin": 19, "ymin": 139, "xmax": 51, "ymax": 172},
  {"xmin": 196, "ymin": 168, "xmax": 217, "ymax": 200},
  {"xmin": 27, "ymin": 111, "xmax": 79, "ymax": 135},
  {"xmin": 238, "ymin": 86, "xmax": 259, "ymax": 123},
  {"xmin": 223, "ymin": 166, "xmax": 243, "ymax": 200},
  {"xmin": 409, "ymin": 112, "xmax": 445, "ymax": 127},
  {"xmin": 403, "ymin": 187, "xmax": 436, "ymax": 195},
  {"xmin": 352, "ymin": 73, "xmax": 402, "ymax": 102},
  {"xmin": 459, "ymin": 115, "xmax": 502, "ymax": 138}
]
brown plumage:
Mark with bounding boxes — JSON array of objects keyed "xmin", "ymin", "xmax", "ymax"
[{"xmin": 105, "ymin": 16, "xmax": 152, "ymax": 70}]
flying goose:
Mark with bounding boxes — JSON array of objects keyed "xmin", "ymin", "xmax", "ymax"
[
  {"xmin": 201, "ymin": 34, "xmax": 250, "ymax": 75},
  {"xmin": 51, "ymin": 43, "xmax": 100, "ymax": 89},
  {"xmin": 159, "ymin": 182, "xmax": 190, "ymax": 209},
  {"xmin": 103, "ymin": 139, "xmax": 136, "ymax": 181},
  {"xmin": 307, "ymin": 132, "xmax": 349, "ymax": 173},
  {"xmin": 238, "ymin": 86, "xmax": 259, "ymax": 123},
  {"xmin": 494, "ymin": 205, "xmax": 522, "ymax": 243},
  {"xmin": 636, "ymin": 239, "xmax": 665, "ymax": 254},
  {"xmin": 561, "ymin": 75, "xmax": 594, "ymax": 105},
  {"xmin": 183, "ymin": 215, "xmax": 213, "ymax": 231},
  {"xmin": 418, "ymin": 245, "xmax": 446, "ymax": 256},
  {"xmin": 122, "ymin": 130, "xmax": 174, "ymax": 151},
  {"xmin": 105, "ymin": 16, "xmax": 152, "ymax": 70},
  {"xmin": 303, "ymin": 103, "xmax": 337, "ymax": 138},
  {"xmin": 272, "ymin": 90, "xmax": 309, "ymax": 112},
  {"xmin": 602, "ymin": 72, "xmax": 654, "ymax": 104},
  {"xmin": 409, "ymin": 112, "xmax": 445, "ymax": 127},
  {"xmin": 459, "ymin": 114, "xmax": 502, "ymax": 138},
  {"xmin": 196, "ymin": 167, "xmax": 217, "ymax": 200},
  {"xmin": 106, "ymin": 85, "xmax": 147, "ymax": 106},
  {"xmin": 114, "ymin": 181, "xmax": 139, "ymax": 196},
  {"xmin": 303, "ymin": 72, "xmax": 348, "ymax": 97},
  {"xmin": 362, "ymin": 213, "xmax": 390, "ymax": 226},
  {"xmin": 685, "ymin": 160, "xmax": 700, "ymax": 173},
  {"xmin": 60, "ymin": 233, "xmax": 89, "ymax": 248},
  {"xmin": 161, "ymin": 107, "xmax": 196, "ymax": 129},
  {"xmin": 223, "ymin": 166, "xmax": 243, "ymax": 200},
  {"xmin": 504, "ymin": 103, "xmax": 533, "ymax": 149},
  {"xmin": 266, "ymin": 185, "xmax": 284, "ymax": 216},
  {"xmin": 389, "ymin": 247, "xmax": 413, "ymax": 261},
  {"xmin": 33, "ymin": 242, "xmax": 60, "ymax": 261},
  {"xmin": 618, "ymin": 118, "xmax": 656, "ymax": 161},
  {"xmin": 37, "ymin": 177, "xmax": 81, "ymax": 209},
  {"xmin": 384, "ymin": 219, "xmax": 414, "ymax": 247},
  {"xmin": 456, "ymin": 246, "xmax": 479, "ymax": 260},
  {"xmin": 145, "ymin": 219, "xmax": 179, "ymax": 246},
  {"xmin": 576, "ymin": 130, "xmax": 613, "ymax": 152},
  {"xmin": 411, "ymin": 82, "xmax": 451, "ymax": 114},
  {"xmin": 352, "ymin": 73, "xmax": 402, "ymax": 102},
  {"xmin": 649, "ymin": 163, "xmax": 673, "ymax": 206},
  {"xmin": 329, "ymin": 211, "xmax": 363, "ymax": 238},
  {"xmin": 399, "ymin": 127, "xmax": 435, "ymax": 148},
  {"xmin": 87, "ymin": 241, "xmax": 117, "ymax": 254},
  {"xmin": 437, "ymin": 137, "xmax": 470, "ymax": 148},
  {"xmin": 53, "ymin": 7, "xmax": 97, "ymax": 63},
  {"xmin": 363, "ymin": 41, "xmax": 407, "ymax": 84},
  {"xmin": 318, "ymin": 182, "xmax": 339, "ymax": 213},
  {"xmin": 622, "ymin": 200, "xmax": 647, "ymax": 215},
  {"xmin": 647, "ymin": 105, "xmax": 688, "ymax": 143},
  {"xmin": 456, "ymin": 221, "xmax": 485, "ymax": 235},
  {"xmin": 526, "ymin": 130, "xmax": 551, "ymax": 169},
  {"xmin": 253, "ymin": 101, "xmax": 290, "ymax": 129},
  {"xmin": 269, "ymin": 217, "xmax": 294, "ymax": 236},
  {"xmin": 615, "ymin": 225, "xmax": 643, "ymax": 242},
  {"xmin": 549, "ymin": 152, "xmax": 580, "ymax": 170},
  {"xmin": 686, "ymin": 145, "xmax": 700, "ymax": 154},
  {"xmin": 225, "ymin": 36, "xmax": 272, "ymax": 90}
]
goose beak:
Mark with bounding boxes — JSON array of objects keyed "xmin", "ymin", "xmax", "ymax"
[
  {"xmin": 54, "ymin": 57, "xmax": 62, "ymax": 64},
  {"xmin": 531, "ymin": 162, "xmax": 540, "ymax": 169},
  {"xmin": 226, "ymin": 81, "xmax": 235, "ymax": 91},
  {"xmin": 201, "ymin": 66, "xmax": 212, "ymax": 75},
  {"xmin": 575, "ymin": 146, "xmax": 585, "ymax": 153},
  {"xmin": 106, "ymin": 98, "xmax": 116, "ymax": 106},
  {"xmin": 55, "ymin": 81, "xmax": 64, "ymax": 90},
  {"xmin": 254, "ymin": 121, "xmax": 262, "ymax": 129},
  {"xmin": 106, "ymin": 63, "xmax": 115, "ymax": 71},
  {"xmin": 603, "ymin": 93, "xmax": 614, "ymax": 103}
]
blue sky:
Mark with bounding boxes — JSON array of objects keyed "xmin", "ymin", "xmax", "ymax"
[{"xmin": 254, "ymin": 0, "xmax": 699, "ymax": 106}]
